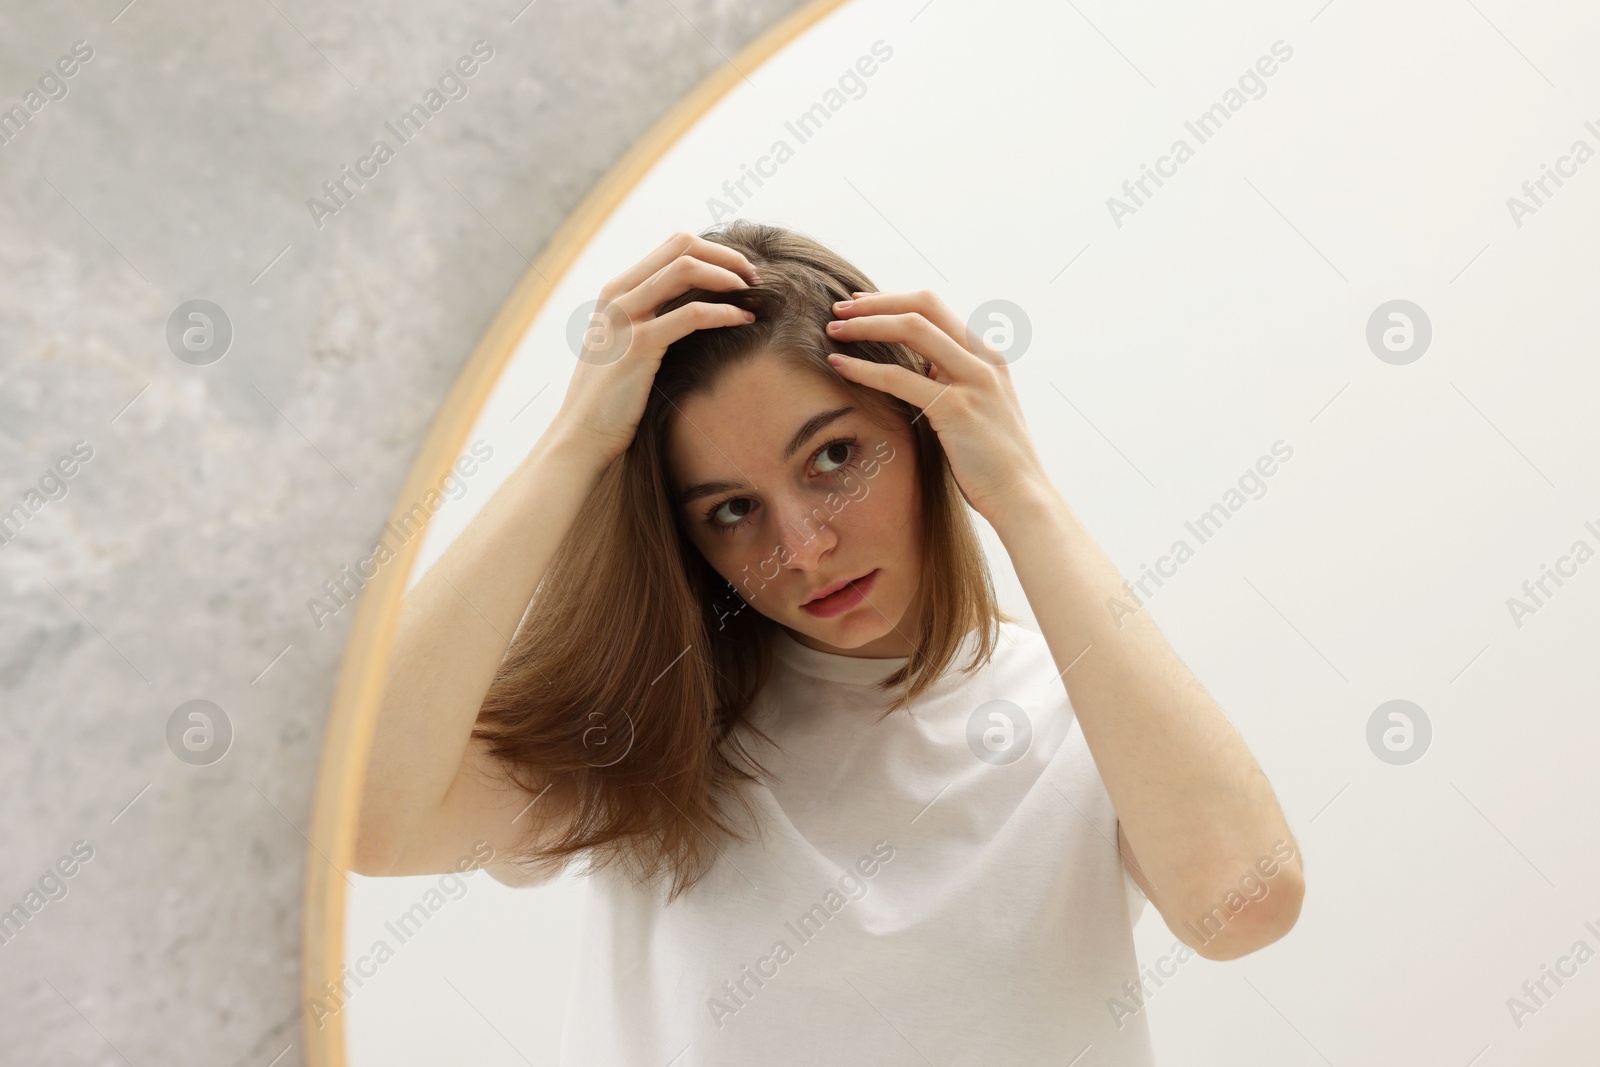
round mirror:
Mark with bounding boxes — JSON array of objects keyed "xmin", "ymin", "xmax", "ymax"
[{"xmin": 306, "ymin": 1, "xmax": 1600, "ymax": 1065}]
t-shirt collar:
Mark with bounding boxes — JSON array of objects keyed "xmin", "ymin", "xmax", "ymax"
[
  {"xmin": 769, "ymin": 626, "xmax": 911, "ymax": 686},
  {"xmin": 770, "ymin": 625, "xmax": 985, "ymax": 689}
]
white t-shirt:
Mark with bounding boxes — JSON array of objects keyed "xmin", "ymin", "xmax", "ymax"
[{"xmin": 556, "ymin": 619, "xmax": 1157, "ymax": 1066}]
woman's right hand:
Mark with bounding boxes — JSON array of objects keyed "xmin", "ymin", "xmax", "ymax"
[{"xmin": 552, "ymin": 232, "xmax": 761, "ymax": 466}]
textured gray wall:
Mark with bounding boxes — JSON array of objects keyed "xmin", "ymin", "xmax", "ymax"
[{"xmin": 0, "ymin": 1, "xmax": 807, "ymax": 1062}]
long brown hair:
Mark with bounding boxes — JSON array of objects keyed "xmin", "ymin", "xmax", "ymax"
[{"xmin": 473, "ymin": 219, "xmax": 1017, "ymax": 900}]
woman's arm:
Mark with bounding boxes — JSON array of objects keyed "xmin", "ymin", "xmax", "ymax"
[
  {"xmin": 821, "ymin": 288, "xmax": 1304, "ymax": 960},
  {"xmin": 989, "ymin": 483, "xmax": 1305, "ymax": 961},
  {"xmin": 350, "ymin": 423, "xmax": 610, "ymax": 877},
  {"xmin": 351, "ymin": 232, "xmax": 762, "ymax": 878}
]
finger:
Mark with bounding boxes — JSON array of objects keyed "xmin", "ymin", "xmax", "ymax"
[
  {"xmin": 826, "ymin": 307, "xmax": 986, "ymax": 384},
  {"xmin": 834, "ymin": 291, "xmax": 1005, "ymax": 370},
  {"xmin": 603, "ymin": 232, "xmax": 759, "ymax": 303},
  {"xmin": 615, "ymin": 253, "xmax": 753, "ymax": 322},
  {"xmin": 826, "ymin": 351, "xmax": 947, "ymax": 412},
  {"xmin": 635, "ymin": 300, "xmax": 755, "ymax": 354}
]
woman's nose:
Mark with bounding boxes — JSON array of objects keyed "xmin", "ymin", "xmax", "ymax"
[{"xmin": 773, "ymin": 497, "xmax": 837, "ymax": 567}]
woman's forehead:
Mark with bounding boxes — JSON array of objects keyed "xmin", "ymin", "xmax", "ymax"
[{"xmin": 670, "ymin": 358, "xmax": 847, "ymax": 448}]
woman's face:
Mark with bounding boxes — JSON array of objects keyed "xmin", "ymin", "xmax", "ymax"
[{"xmin": 666, "ymin": 350, "xmax": 923, "ymax": 658}]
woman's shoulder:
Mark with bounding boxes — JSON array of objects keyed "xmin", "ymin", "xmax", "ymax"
[
  {"xmin": 984, "ymin": 617, "xmax": 1049, "ymax": 672},
  {"xmin": 970, "ymin": 619, "xmax": 1085, "ymax": 743}
]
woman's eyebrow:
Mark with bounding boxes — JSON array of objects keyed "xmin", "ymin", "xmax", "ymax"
[{"xmin": 677, "ymin": 405, "xmax": 856, "ymax": 507}]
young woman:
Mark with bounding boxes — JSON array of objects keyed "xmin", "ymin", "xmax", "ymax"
[{"xmin": 353, "ymin": 221, "xmax": 1305, "ymax": 1065}]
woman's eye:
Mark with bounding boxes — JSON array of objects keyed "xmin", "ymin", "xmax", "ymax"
[
  {"xmin": 814, "ymin": 440, "xmax": 853, "ymax": 474},
  {"xmin": 702, "ymin": 437, "xmax": 858, "ymax": 533},
  {"xmin": 711, "ymin": 498, "xmax": 753, "ymax": 528}
]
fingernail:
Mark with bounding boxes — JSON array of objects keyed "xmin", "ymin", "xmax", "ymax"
[
  {"xmin": 827, "ymin": 321, "xmax": 843, "ymax": 332},
  {"xmin": 742, "ymin": 310, "xmax": 755, "ymax": 321},
  {"xmin": 827, "ymin": 353, "xmax": 846, "ymax": 365},
  {"xmin": 851, "ymin": 291, "xmax": 869, "ymax": 298},
  {"xmin": 834, "ymin": 299, "xmax": 853, "ymax": 310}
]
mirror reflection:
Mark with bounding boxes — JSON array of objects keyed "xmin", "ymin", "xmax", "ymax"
[
  {"xmin": 335, "ymin": 5, "xmax": 1283, "ymax": 1062},
  {"xmin": 321, "ymin": 2, "xmax": 1600, "ymax": 1065}
]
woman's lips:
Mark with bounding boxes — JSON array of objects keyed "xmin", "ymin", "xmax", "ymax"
[{"xmin": 800, "ymin": 569, "xmax": 879, "ymax": 618}]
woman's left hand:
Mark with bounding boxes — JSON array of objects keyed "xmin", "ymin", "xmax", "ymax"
[{"xmin": 824, "ymin": 289, "xmax": 1051, "ymax": 525}]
